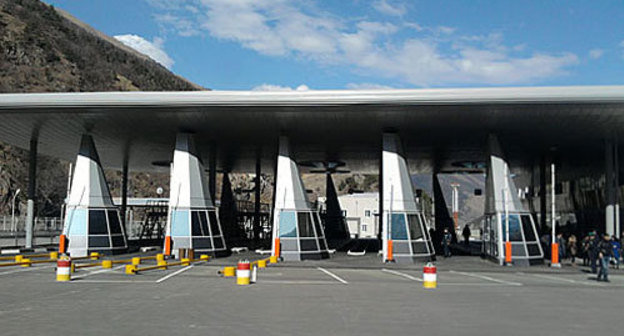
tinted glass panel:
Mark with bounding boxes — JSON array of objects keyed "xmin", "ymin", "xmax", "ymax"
[
  {"xmin": 88, "ymin": 236, "xmax": 110, "ymax": 247},
  {"xmin": 501, "ymin": 214, "xmax": 522, "ymax": 242},
  {"xmin": 527, "ymin": 243, "xmax": 541, "ymax": 256},
  {"xmin": 300, "ymin": 239, "xmax": 318, "ymax": 251},
  {"xmin": 199, "ymin": 212, "xmax": 210, "ymax": 236},
  {"xmin": 279, "ymin": 211, "xmax": 297, "ymax": 237},
  {"xmin": 107, "ymin": 211, "xmax": 122, "ymax": 234},
  {"xmin": 89, "ymin": 210, "xmax": 108, "ymax": 234},
  {"xmin": 390, "ymin": 213, "xmax": 408, "ymax": 240},
  {"xmin": 191, "ymin": 211, "xmax": 202, "ymax": 236},
  {"xmin": 407, "ymin": 214, "xmax": 423, "ymax": 240},
  {"xmin": 312, "ymin": 214, "xmax": 324, "ymax": 237},
  {"xmin": 412, "ymin": 242, "xmax": 428, "ymax": 254},
  {"xmin": 111, "ymin": 235, "xmax": 125, "ymax": 247},
  {"xmin": 213, "ymin": 237, "xmax": 224, "ymax": 249},
  {"xmin": 192, "ymin": 238, "xmax": 212, "ymax": 249},
  {"xmin": 521, "ymin": 215, "xmax": 537, "ymax": 242},
  {"xmin": 208, "ymin": 211, "xmax": 221, "ymax": 236},
  {"xmin": 297, "ymin": 213, "xmax": 315, "ymax": 237}
]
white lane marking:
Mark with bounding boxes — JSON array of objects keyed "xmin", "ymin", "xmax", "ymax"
[
  {"xmin": 381, "ymin": 268, "xmax": 423, "ymax": 282},
  {"xmin": 260, "ymin": 280, "xmax": 339, "ymax": 285},
  {"xmin": 316, "ymin": 267, "xmax": 348, "ymax": 284},
  {"xmin": 156, "ymin": 265, "xmax": 194, "ymax": 283},
  {"xmin": 450, "ymin": 270, "xmax": 522, "ymax": 286},
  {"xmin": 72, "ymin": 265, "xmax": 125, "ymax": 279},
  {"xmin": 526, "ymin": 273, "xmax": 577, "ymax": 284},
  {"xmin": 0, "ymin": 265, "xmax": 54, "ymax": 276},
  {"xmin": 73, "ymin": 280, "xmax": 155, "ymax": 283}
]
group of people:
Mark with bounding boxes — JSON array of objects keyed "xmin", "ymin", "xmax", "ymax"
[{"xmin": 547, "ymin": 231, "xmax": 622, "ymax": 282}]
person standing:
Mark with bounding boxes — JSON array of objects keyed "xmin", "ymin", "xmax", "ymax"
[
  {"xmin": 462, "ymin": 224, "xmax": 471, "ymax": 246},
  {"xmin": 567, "ymin": 234, "xmax": 578, "ymax": 266},
  {"xmin": 597, "ymin": 234, "xmax": 614, "ymax": 282},
  {"xmin": 442, "ymin": 228, "xmax": 452, "ymax": 258},
  {"xmin": 589, "ymin": 232, "xmax": 599, "ymax": 274},
  {"xmin": 611, "ymin": 236, "xmax": 621, "ymax": 269},
  {"xmin": 581, "ymin": 235, "xmax": 591, "ymax": 266}
]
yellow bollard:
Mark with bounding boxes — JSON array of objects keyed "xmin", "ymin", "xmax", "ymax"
[
  {"xmin": 21, "ymin": 258, "xmax": 31, "ymax": 267},
  {"xmin": 70, "ymin": 263, "xmax": 76, "ymax": 273},
  {"xmin": 223, "ymin": 266, "xmax": 236, "ymax": 277},
  {"xmin": 181, "ymin": 258, "xmax": 190, "ymax": 266},
  {"xmin": 49, "ymin": 252, "xmax": 59, "ymax": 260},
  {"xmin": 200, "ymin": 254, "xmax": 209, "ymax": 261},
  {"xmin": 132, "ymin": 257, "xmax": 141, "ymax": 266},
  {"xmin": 101, "ymin": 260, "xmax": 113, "ymax": 269},
  {"xmin": 15, "ymin": 255, "xmax": 23, "ymax": 263},
  {"xmin": 125, "ymin": 264, "xmax": 137, "ymax": 275},
  {"xmin": 269, "ymin": 256, "xmax": 278, "ymax": 264},
  {"xmin": 158, "ymin": 260, "xmax": 167, "ymax": 270},
  {"xmin": 156, "ymin": 253, "xmax": 165, "ymax": 263},
  {"xmin": 258, "ymin": 259, "xmax": 267, "ymax": 268},
  {"xmin": 90, "ymin": 252, "xmax": 100, "ymax": 260}
]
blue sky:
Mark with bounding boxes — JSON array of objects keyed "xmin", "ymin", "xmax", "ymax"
[{"xmin": 45, "ymin": 0, "xmax": 624, "ymax": 90}]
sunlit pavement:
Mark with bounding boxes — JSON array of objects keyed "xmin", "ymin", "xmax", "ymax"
[{"xmin": 1, "ymin": 254, "xmax": 623, "ymax": 336}]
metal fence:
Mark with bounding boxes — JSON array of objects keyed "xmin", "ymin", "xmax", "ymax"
[{"xmin": 0, "ymin": 216, "xmax": 64, "ymax": 233}]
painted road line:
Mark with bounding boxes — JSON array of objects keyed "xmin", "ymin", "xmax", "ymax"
[
  {"xmin": 72, "ymin": 265, "xmax": 125, "ymax": 280},
  {"xmin": 381, "ymin": 268, "xmax": 423, "ymax": 282},
  {"xmin": 261, "ymin": 280, "xmax": 341, "ymax": 285},
  {"xmin": 525, "ymin": 273, "xmax": 577, "ymax": 284},
  {"xmin": 0, "ymin": 265, "xmax": 54, "ymax": 276},
  {"xmin": 450, "ymin": 270, "xmax": 523, "ymax": 286},
  {"xmin": 156, "ymin": 265, "xmax": 194, "ymax": 283},
  {"xmin": 317, "ymin": 267, "xmax": 348, "ymax": 284},
  {"xmin": 76, "ymin": 280, "xmax": 156, "ymax": 283}
]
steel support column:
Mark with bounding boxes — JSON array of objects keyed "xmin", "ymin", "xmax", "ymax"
[
  {"xmin": 605, "ymin": 140, "xmax": 619, "ymax": 237},
  {"xmin": 25, "ymin": 136, "xmax": 38, "ymax": 248}
]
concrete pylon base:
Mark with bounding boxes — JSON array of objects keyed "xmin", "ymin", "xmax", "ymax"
[
  {"xmin": 272, "ymin": 137, "xmax": 330, "ymax": 261},
  {"xmin": 165, "ymin": 133, "xmax": 227, "ymax": 256},
  {"xmin": 62, "ymin": 135, "xmax": 128, "ymax": 257}
]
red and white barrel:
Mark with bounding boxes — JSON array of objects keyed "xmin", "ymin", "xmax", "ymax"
[
  {"xmin": 236, "ymin": 260, "xmax": 251, "ymax": 285},
  {"xmin": 56, "ymin": 256, "xmax": 71, "ymax": 282},
  {"xmin": 423, "ymin": 263, "xmax": 437, "ymax": 289}
]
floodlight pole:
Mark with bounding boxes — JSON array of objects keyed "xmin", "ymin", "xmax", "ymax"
[
  {"xmin": 551, "ymin": 163, "xmax": 560, "ymax": 267},
  {"xmin": 503, "ymin": 165, "xmax": 511, "ymax": 266}
]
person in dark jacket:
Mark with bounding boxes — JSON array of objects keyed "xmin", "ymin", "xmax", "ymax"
[
  {"xmin": 442, "ymin": 228, "xmax": 452, "ymax": 258},
  {"xmin": 589, "ymin": 232, "xmax": 599, "ymax": 274},
  {"xmin": 597, "ymin": 234, "xmax": 614, "ymax": 282},
  {"xmin": 462, "ymin": 225, "xmax": 471, "ymax": 246}
]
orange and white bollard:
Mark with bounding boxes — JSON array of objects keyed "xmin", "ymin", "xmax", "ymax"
[
  {"xmin": 56, "ymin": 256, "xmax": 71, "ymax": 282},
  {"xmin": 387, "ymin": 240, "xmax": 394, "ymax": 262},
  {"xmin": 505, "ymin": 241, "xmax": 513, "ymax": 266},
  {"xmin": 423, "ymin": 263, "xmax": 437, "ymax": 289},
  {"xmin": 251, "ymin": 264, "xmax": 258, "ymax": 284},
  {"xmin": 551, "ymin": 243, "xmax": 561, "ymax": 268},
  {"xmin": 236, "ymin": 260, "xmax": 251, "ymax": 285}
]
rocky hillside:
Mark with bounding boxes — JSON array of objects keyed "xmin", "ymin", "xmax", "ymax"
[{"xmin": 0, "ymin": 0, "xmax": 201, "ymax": 216}]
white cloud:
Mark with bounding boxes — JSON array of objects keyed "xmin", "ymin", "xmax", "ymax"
[
  {"xmin": 589, "ymin": 48, "xmax": 604, "ymax": 59},
  {"xmin": 114, "ymin": 34, "xmax": 174, "ymax": 69},
  {"xmin": 346, "ymin": 83, "xmax": 394, "ymax": 90},
  {"xmin": 252, "ymin": 84, "xmax": 310, "ymax": 91},
  {"xmin": 149, "ymin": 1, "xmax": 578, "ymax": 86},
  {"xmin": 373, "ymin": 0, "xmax": 407, "ymax": 17}
]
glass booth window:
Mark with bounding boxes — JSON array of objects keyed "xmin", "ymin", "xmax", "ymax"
[
  {"xmin": 521, "ymin": 215, "xmax": 537, "ymax": 242},
  {"xmin": 390, "ymin": 213, "xmax": 408, "ymax": 240},
  {"xmin": 407, "ymin": 214, "xmax": 424, "ymax": 240},
  {"xmin": 312, "ymin": 214, "xmax": 324, "ymax": 238},
  {"xmin": 107, "ymin": 210, "xmax": 122, "ymax": 234},
  {"xmin": 89, "ymin": 210, "xmax": 108, "ymax": 234},
  {"xmin": 279, "ymin": 211, "xmax": 297, "ymax": 237},
  {"xmin": 191, "ymin": 211, "xmax": 203, "ymax": 236},
  {"xmin": 199, "ymin": 212, "xmax": 210, "ymax": 236},
  {"xmin": 297, "ymin": 213, "xmax": 315, "ymax": 237},
  {"xmin": 501, "ymin": 214, "xmax": 523, "ymax": 242},
  {"xmin": 66, "ymin": 208, "xmax": 87, "ymax": 235},
  {"xmin": 208, "ymin": 211, "xmax": 220, "ymax": 236}
]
